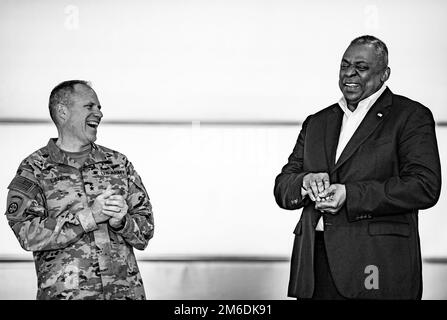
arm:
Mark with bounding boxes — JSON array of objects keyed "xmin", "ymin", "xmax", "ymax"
[
  {"xmin": 274, "ymin": 116, "xmax": 312, "ymax": 210},
  {"xmin": 344, "ymin": 106, "xmax": 441, "ymax": 221},
  {"xmin": 108, "ymin": 160, "xmax": 154, "ymax": 250},
  {"xmin": 5, "ymin": 164, "xmax": 98, "ymax": 252}
]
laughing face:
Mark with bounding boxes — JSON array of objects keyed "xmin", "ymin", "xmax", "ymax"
[
  {"xmin": 63, "ymin": 84, "xmax": 103, "ymax": 146},
  {"xmin": 339, "ymin": 43, "xmax": 390, "ymax": 110}
]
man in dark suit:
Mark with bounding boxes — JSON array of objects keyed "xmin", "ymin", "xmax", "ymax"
[{"xmin": 274, "ymin": 35, "xmax": 441, "ymax": 299}]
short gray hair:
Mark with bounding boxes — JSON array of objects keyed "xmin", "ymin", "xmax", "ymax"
[
  {"xmin": 350, "ymin": 35, "xmax": 389, "ymax": 69},
  {"xmin": 48, "ymin": 80, "xmax": 91, "ymax": 123}
]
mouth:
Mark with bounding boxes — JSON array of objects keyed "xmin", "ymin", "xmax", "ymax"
[
  {"xmin": 86, "ymin": 118, "xmax": 100, "ymax": 129},
  {"xmin": 344, "ymin": 82, "xmax": 361, "ymax": 89}
]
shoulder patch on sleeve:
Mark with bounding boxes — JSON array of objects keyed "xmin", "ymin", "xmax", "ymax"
[
  {"xmin": 8, "ymin": 202, "xmax": 19, "ymax": 214},
  {"xmin": 7, "ymin": 176, "xmax": 40, "ymax": 199}
]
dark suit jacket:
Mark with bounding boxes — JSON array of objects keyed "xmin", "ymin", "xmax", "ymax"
[{"xmin": 274, "ymin": 88, "xmax": 441, "ymax": 299}]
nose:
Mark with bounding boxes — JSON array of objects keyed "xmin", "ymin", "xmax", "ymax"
[
  {"xmin": 343, "ymin": 65, "xmax": 356, "ymax": 77},
  {"xmin": 93, "ymin": 106, "xmax": 103, "ymax": 118}
]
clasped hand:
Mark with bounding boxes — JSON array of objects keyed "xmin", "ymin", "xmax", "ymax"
[
  {"xmin": 302, "ymin": 172, "xmax": 346, "ymax": 214},
  {"xmin": 91, "ymin": 185, "xmax": 128, "ymax": 228}
]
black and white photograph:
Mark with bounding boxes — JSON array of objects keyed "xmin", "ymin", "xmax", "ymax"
[{"xmin": 0, "ymin": 0, "xmax": 446, "ymax": 306}]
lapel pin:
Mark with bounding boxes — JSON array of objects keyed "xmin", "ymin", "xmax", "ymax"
[{"xmin": 377, "ymin": 112, "xmax": 383, "ymax": 118}]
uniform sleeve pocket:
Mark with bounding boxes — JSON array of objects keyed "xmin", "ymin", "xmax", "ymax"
[{"xmin": 368, "ymin": 221, "xmax": 410, "ymax": 237}]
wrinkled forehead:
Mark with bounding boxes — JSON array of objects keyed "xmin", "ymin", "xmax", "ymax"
[
  {"xmin": 71, "ymin": 84, "xmax": 100, "ymax": 104},
  {"xmin": 342, "ymin": 43, "xmax": 380, "ymax": 64}
]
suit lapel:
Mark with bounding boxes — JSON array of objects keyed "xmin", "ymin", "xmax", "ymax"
[
  {"xmin": 330, "ymin": 88, "xmax": 393, "ymax": 175},
  {"xmin": 324, "ymin": 105, "xmax": 344, "ymax": 171}
]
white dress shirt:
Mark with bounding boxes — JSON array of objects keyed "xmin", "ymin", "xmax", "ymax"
[{"xmin": 315, "ymin": 84, "xmax": 388, "ymax": 231}]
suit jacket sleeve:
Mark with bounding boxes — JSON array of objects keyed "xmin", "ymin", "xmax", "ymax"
[
  {"xmin": 274, "ymin": 116, "xmax": 312, "ymax": 210},
  {"xmin": 345, "ymin": 105, "xmax": 442, "ymax": 222}
]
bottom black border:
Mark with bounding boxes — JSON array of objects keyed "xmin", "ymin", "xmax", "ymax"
[{"xmin": 0, "ymin": 300, "xmax": 443, "ymax": 319}]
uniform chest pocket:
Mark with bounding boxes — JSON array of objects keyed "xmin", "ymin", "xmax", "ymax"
[
  {"xmin": 41, "ymin": 174, "xmax": 82, "ymax": 216},
  {"xmin": 87, "ymin": 164, "xmax": 129, "ymax": 196}
]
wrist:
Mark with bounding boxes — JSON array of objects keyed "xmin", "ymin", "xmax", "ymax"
[{"xmin": 109, "ymin": 217, "xmax": 125, "ymax": 230}]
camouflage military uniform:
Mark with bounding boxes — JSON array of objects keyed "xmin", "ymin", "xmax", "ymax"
[{"xmin": 5, "ymin": 139, "xmax": 154, "ymax": 300}]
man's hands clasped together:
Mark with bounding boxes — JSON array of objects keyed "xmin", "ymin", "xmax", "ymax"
[
  {"xmin": 302, "ymin": 172, "xmax": 346, "ymax": 214},
  {"xmin": 91, "ymin": 185, "xmax": 128, "ymax": 228}
]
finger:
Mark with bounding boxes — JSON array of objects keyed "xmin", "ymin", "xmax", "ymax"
[
  {"xmin": 316, "ymin": 179, "xmax": 325, "ymax": 193},
  {"xmin": 103, "ymin": 205, "xmax": 122, "ymax": 213},
  {"xmin": 101, "ymin": 185, "xmax": 116, "ymax": 199},
  {"xmin": 306, "ymin": 189, "xmax": 316, "ymax": 202},
  {"xmin": 309, "ymin": 180, "xmax": 320, "ymax": 201},
  {"xmin": 105, "ymin": 199, "xmax": 124, "ymax": 207},
  {"xmin": 323, "ymin": 176, "xmax": 330, "ymax": 190},
  {"xmin": 314, "ymin": 202, "xmax": 326, "ymax": 213},
  {"xmin": 102, "ymin": 208, "xmax": 126, "ymax": 218},
  {"xmin": 315, "ymin": 200, "xmax": 333, "ymax": 210},
  {"xmin": 319, "ymin": 184, "xmax": 335, "ymax": 198},
  {"xmin": 101, "ymin": 210, "xmax": 117, "ymax": 218},
  {"xmin": 108, "ymin": 195, "xmax": 125, "ymax": 201},
  {"xmin": 316, "ymin": 203, "xmax": 332, "ymax": 212},
  {"xmin": 302, "ymin": 173, "xmax": 311, "ymax": 185}
]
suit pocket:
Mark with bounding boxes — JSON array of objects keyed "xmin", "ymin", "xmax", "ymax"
[
  {"xmin": 363, "ymin": 138, "xmax": 392, "ymax": 148},
  {"xmin": 293, "ymin": 220, "xmax": 302, "ymax": 235},
  {"xmin": 368, "ymin": 221, "xmax": 410, "ymax": 237}
]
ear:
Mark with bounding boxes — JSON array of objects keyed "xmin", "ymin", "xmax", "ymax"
[
  {"xmin": 56, "ymin": 104, "xmax": 69, "ymax": 122},
  {"xmin": 381, "ymin": 67, "xmax": 391, "ymax": 82}
]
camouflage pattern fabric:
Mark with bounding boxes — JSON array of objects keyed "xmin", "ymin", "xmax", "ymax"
[{"xmin": 5, "ymin": 138, "xmax": 154, "ymax": 300}]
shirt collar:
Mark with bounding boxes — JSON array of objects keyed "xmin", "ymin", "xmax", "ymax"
[
  {"xmin": 338, "ymin": 83, "xmax": 388, "ymax": 116},
  {"xmin": 47, "ymin": 138, "xmax": 107, "ymax": 167}
]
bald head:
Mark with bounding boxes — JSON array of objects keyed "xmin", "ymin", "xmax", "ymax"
[{"xmin": 350, "ymin": 35, "xmax": 389, "ymax": 70}]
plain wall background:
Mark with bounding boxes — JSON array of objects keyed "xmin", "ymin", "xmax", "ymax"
[
  {"xmin": 1, "ymin": 0, "xmax": 446, "ymax": 261},
  {"xmin": 1, "ymin": 0, "xmax": 447, "ymax": 122}
]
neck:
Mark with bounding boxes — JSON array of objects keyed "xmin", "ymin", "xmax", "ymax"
[
  {"xmin": 56, "ymin": 135, "xmax": 91, "ymax": 152},
  {"xmin": 347, "ymin": 103, "xmax": 357, "ymax": 112}
]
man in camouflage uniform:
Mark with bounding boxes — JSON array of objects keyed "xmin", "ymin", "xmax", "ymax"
[{"xmin": 5, "ymin": 80, "xmax": 154, "ymax": 299}]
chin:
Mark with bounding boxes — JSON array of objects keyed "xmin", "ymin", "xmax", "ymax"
[
  {"xmin": 343, "ymin": 92, "xmax": 361, "ymax": 102},
  {"xmin": 87, "ymin": 135, "xmax": 97, "ymax": 143}
]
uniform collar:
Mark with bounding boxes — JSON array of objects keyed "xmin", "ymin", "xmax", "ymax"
[{"xmin": 47, "ymin": 138, "xmax": 108, "ymax": 167}]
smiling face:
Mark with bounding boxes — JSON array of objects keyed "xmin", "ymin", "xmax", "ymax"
[
  {"xmin": 61, "ymin": 84, "xmax": 103, "ymax": 147},
  {"xmin": 339, "ymin": 43, "xmax": 390, "ymax": 110}
]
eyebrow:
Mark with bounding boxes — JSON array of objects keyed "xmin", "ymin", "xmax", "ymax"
[
  {"xmin": 341, "ymin": 59, "xmax": 369, "ymax": 64},
  {"xmin": 84, "ymin": 102, "xmax": 101, "ymax": 110}
]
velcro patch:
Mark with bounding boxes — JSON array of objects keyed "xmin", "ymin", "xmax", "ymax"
[
  {"xmin": 8, "ymin": 176, "xmax": 40, "ymax": 198},
  {"xmin": 8, "ymin": 202, "xmax": 19, "ymax": 214}
]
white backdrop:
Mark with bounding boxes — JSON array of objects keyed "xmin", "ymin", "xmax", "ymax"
[
  {"xmin": 1, "ymin": 125, "xmax": 446, "ymax": 259},
  {"xmin": 1, "ymin": 0, "xmax": 446, "ymax": 259},
  {"xmin": 0, "ymin": 0, "xmax": 446, "ymax": 122}
]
